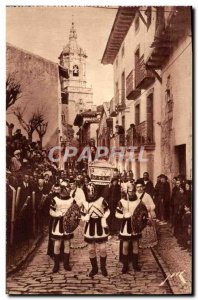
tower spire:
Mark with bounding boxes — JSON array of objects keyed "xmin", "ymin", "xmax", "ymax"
[{"xmin": 69, "ymin": 19, "xmax": 77, "ymax": 40}]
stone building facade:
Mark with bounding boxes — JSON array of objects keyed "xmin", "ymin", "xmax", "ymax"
[
  {"xmin": 97, "ymin": 102, "xmax": 112, "ymax": 150},
  {"xmin": 160, "ymin": 30, "xmax": 192, "ymax": 180},
  {"xmin": 6, "ymin": 43, "xmax": 64, "ymax": 148},
  {"xmin": 74, "ymin": 108, "xmax": 102, "ymax": 148}
]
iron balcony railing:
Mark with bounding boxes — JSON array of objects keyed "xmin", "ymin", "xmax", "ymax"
[{"xmin": 126, "ymin": 121, "xmax": 154, "ymax": 147}]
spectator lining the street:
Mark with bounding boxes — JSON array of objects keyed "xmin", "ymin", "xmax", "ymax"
[
  {"xmin": 172, "ymin": 179, "xmax": 186, "ymax": 240},
  {"xmin": 153, "ymin": 175, "xmax": 161, "ymax": 219},
  {"xmin": 185, "ymin": 180, "xmax": 192, "ymax": 208},
  {"xmin": 182, "ymin": 201, "xmax": 192, "ymax": 250},
  {"xmin": 105, "ymin": 177, "xmax": 121, "ymax": 236},
  {"xmin": 155, "ymin": 174, "xmax": 171, "ymax": 224},
  {"xmin": 10, "ymin": 149, "xmax": 22, "ymax": 173},
  {"xmin": 120, "ymin": 174, "xmax": 130, "ymax": 194},
  {"xmin": 141, "ymin": 172, "xmax": 155, "ymax": 198},
  {"xmin": 112, "ymin": 168, "xmax": 120, "ymax": 180}
]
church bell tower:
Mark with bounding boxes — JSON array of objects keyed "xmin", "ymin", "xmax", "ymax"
[{"xmin": 59, "ymin": 22, "xmax": 93, "ymax": 140}]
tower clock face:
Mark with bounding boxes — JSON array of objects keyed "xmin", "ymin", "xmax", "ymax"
[{"xmin": 73, "ymin": 65, "xmax": 79, "ymax": 76}]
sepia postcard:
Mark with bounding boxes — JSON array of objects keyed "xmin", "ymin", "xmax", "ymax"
[{"xmin": 6, "ymin": 5, "xmax": 192, "ymax": 295}]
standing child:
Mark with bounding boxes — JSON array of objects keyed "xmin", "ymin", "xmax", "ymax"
[{"xmin": 182, "ymin": 202, "xmax": 192, "ymax": 250}]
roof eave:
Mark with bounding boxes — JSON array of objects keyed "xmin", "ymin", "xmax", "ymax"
[{"xmin": 101, "ymin": 7, "xmax": 139, "ymax": 65}]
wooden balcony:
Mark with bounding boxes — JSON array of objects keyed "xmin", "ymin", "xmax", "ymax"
[
  {"xmin": 116, "ymin": 103, "xmax": 126, "ymax": 112},
  {"xmin": 146, "ymin": 7, "xmax": 191, "ymax": 70},
  {"xmin": 135, "ymin": 121, "xmax": 154, "ymax": 145},
  {"xmin": 126, "ymin": 121, "xmax": 155, "ymax": 149},
  {"xmin": 135, "ymin": 55, "xmax": 155, "ymax": 89},
  {"xmin": 109, "ymin": 98, "xmax": 118, "ymax": 117},
  {"xmin": 126, "ymin": 70, "xmax": 141, "ymax": 100}
]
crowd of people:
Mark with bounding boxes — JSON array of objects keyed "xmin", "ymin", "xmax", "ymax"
[
  {"xmin": 6, "ymin": 128, "xmax": 73, "ymax": 248},
  {"xmin": 154, "ymin": 173, "xmax": 192, "ymax": 250},
  {"xmin": 6, "ymin": 129, "xmax": 61, "ymax": 188},
  {"xmin": 6, "ymin": 131, "xmax": 192, "ymax": 275},
  {"xmin": 117, "ymin": 170, "xmax": 192, "ymax": 251}
]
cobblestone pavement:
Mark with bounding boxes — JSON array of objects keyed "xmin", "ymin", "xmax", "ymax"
[
  {"xmin": 7, "ymin": 234, "xmax": 172, "ymax": 295},
  {"xmin": 155, "ymin": 222, "xmax": 192, "ymax": 294}
]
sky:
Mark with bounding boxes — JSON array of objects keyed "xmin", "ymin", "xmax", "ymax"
[{"xmin": 6, "ymin": 6, "xmax": 117, "ymax": 105}]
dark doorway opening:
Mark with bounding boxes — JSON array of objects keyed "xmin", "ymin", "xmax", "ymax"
[{"xmin": 175, "ymin": 144, "xmax": 186, "ymax": 177}]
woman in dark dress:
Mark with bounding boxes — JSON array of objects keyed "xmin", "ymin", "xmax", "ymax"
[{"xmin": 105, "ymin": 177, "xmax": 121, "ymax": 235}]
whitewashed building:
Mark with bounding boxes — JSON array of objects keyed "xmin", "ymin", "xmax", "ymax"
[{"xmin": 102, "ymin": 6, "xmax": 192, "ymax": 181}]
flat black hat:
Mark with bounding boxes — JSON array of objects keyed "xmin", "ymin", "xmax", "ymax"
[
  {"xmin": 135, "ymin": 178, "xmax": 144, "ymax": 185},
  {"xmin": 69, "ymin": 177, "xmax": 75, "ymax": 183}
]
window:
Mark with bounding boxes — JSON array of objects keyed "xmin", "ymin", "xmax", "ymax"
[
  {"xmin": 165, "ymin": 75, "xmax": 172, "ymax": 102},
  {"xmin": 135, "ymin": 104, "xmax": 140, "ymax": 125},
  {"xmin": 122, "ymin": 115, "xmax": 125, "ymax": 131},
  {"xmin": 135, "ymin": 16, "xmax": 140, "ymax": 32},
  {"xmin": 135, "ymin": 47, "xmax": 140, "ymax": 70},
  {"xmin": 61, "ymin": 114, "xmax": 66, "ymax": 123},
  {"xmin": 134, "ymin": 47, "xmax": 140, "ymax": 88},
  {"xmin": 61, "ymin": 92, "xmax": 68, "ymax": 104},
  {"xmin": 73, "ymin": 65, "xmax": 79, "ymax": 76},
  {"xmin": 175, "ymin": 145, "xmax": 186, "ymax": 177},
  {"xmin": 147, "ymin": 93, "xmax": 154, "ymax": 143},
  {"xmin": 145, "ymin": 7, "xmax": 152, "ymax": 30},
  {"xmin": 121, "ymin": 71, "xmax": 125, "ymax": 104},
  {"xmin": 115, "ymin": 82, "xmax": 119, "ymax": 105}
]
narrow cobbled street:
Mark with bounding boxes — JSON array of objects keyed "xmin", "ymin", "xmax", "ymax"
[{"xmin": 7, "ymin": 233, "xmax": 172, "ymax": 295}]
